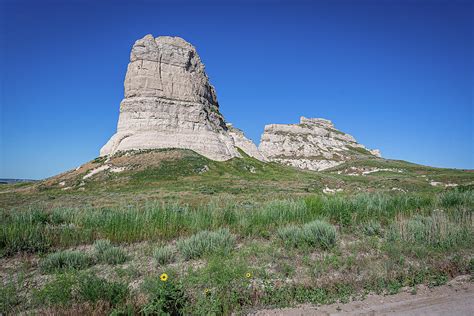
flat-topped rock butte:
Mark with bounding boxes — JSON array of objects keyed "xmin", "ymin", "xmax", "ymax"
[
  {"xmin": 259, "ymin": 117, "xmax": 381, "ymax": 171},
  {"xmin": 100, "ymin": 34, "xmax": 261, "ymax": 161}
]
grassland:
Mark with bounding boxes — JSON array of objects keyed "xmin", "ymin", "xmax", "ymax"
[{"xmin": 0, "ymin": 149, "xmax": 473, "ymax": 314}]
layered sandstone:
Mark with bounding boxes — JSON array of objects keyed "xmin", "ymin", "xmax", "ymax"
[
  {"xmin": 226, "ymin": 124, "xmax": 267, "ymax": 161},
  {"xmin": 259, "ymin": 117, "xmax": 381, "ymax": 171},
  {"xmin": 100, "ymin": 34, "xmax": 240, "ymax": 160}
]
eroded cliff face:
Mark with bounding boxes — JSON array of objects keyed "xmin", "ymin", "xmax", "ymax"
[
  {"xmin": 226, "ymin": 124, "xmax": 267, "ymax": 161},
  {"xmin": 100, "ymin": 34, "xmax": 240, "ymax": 160},
  {"xmin": 101, "ymin": 35, "xmax": 379, "ymax": 168},
  {"xmin": 258, "ymin": 117, "xmax": 381, "ymax": 171}
]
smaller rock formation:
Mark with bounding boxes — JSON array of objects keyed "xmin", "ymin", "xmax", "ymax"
[
  {"xmin": 259, "ymin": 117, "xmax": 380, "ymax": 171},
  {"xmin": 226, "ymin": 123, "xmax": 267, "ymax": 161}
]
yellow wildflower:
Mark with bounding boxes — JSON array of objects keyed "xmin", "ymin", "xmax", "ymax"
[
  {"xmin": 245, "ymin": 272, "xmax": 252, "ymax": 278},
  {"xmin": 160, "ymin": 273, "xmax": 168, "ymax": 282}
]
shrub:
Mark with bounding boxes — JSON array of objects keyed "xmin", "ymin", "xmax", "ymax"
[
  {"xmin": 39, "ymin": 250, "xmax": 93, "ymax": 273},
  {"xmin": 277, "ymin": 220, "xmax": 337, "ymax": 250},
  {"xmin": 438, "ymin": 190, "xmax": 474, "ymax": 208},
  {"xmin": 93, "ymin": 239, "xmax": 112, "ymax": 254},
  {"xmin": 177, "ymin": 229, "xmax": 236, "ymax": 260},
  {"xmin": 0, "ymin": 275, "xmax": 22, "ymax": 314},
  {"xmin": 154, "ymin": 245, "xmax": 175, "ymax": 265},
  {"xmin": 141, "ymin": 274, "xmax": 187, "ymax": 315},
  {"xmin": 77, "ymin": 274, "xmax": 129, "ymax": 306},
  {"xmin": 302, "ymin": 220, "xmax": 337, "ymax": 249},
  {"xmin": 276, "ymin": 226, "xmax": 302, "ymax": 248},
  {"xmin": 362, "ymin": 220, "xmax": 382, "ymax": 236},
  {"xmin": 94, "ymin": 239, "xmax": 128, "ymax": 265},
  {"xmin": 99, "ymin": 247, "xmax": 128, "ymax": 265},
  {"xmin": 33, "ymin": 273, "xmax": 77, "ymax": 306}
]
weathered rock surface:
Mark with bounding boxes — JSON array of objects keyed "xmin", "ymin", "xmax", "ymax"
[
  {"xmin": 259, "ymin": 117, "xmax": 381, "ymax": 171},
  {"xmin": 226, "ymin": 123, "xmax": 267, "ymax": 161},
  {"xmin": 100, "ymin": 34, "xmax": 240, "ymax": 160}
]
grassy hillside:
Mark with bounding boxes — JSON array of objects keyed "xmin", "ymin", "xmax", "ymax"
[
  {"xmin": 1, "ymin": 149, "xmax": 472, "ymax": 209},
  {"xmin": 0, "ymin": 149, "xmax": 473, "ymax": 314}
]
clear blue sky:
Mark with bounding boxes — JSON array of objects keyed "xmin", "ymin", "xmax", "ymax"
[{"xmin": 1, "ymin": 0, "xmax": 472, "ymax": 179}]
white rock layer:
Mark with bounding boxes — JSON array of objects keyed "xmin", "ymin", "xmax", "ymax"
[
  {"xmin": 226, "ymin": 123, "xmax": 267, "ymax": 161},
  {"xmin": 100, "ymin": 34, "xmax": 240, "ymax": 160},
  {"xmin": 259, "ymin": 117, "xmax": 381, "ymax": 171}
]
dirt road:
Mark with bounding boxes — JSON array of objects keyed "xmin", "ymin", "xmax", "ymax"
[{"xmin": 251, "ymin": 275, "xmax": 473, "ymax": 315}]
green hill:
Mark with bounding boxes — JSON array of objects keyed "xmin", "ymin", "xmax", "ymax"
[{"xmin": 1, "ymin": 149, "xmax": 472, "ymax": 209}]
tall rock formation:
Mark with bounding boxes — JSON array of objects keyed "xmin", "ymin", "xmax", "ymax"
[
  {"xmin": 259, "ymin": 117, "xmax": 381, "ymax": 171},
  {"xmin": 100, "ymin": 34, "xmax": 241, "ymax": 161}
]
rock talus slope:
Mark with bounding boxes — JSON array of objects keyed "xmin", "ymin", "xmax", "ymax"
[
  {"xmin": 259, "ymin": 117, "xmax": 381, "ymax": 171},
  {"xmin": 101, "ymin": 34, "xmax": 246, "ymax": 161}
]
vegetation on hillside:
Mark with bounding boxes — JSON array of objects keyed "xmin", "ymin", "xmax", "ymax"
[
  {"xmin": 0, "ymin": 149, "xmax": 473, "ymax": 314},
  {"xmin": 0, "ymin": 149, "xmax": 472, "ymax": 209},
  {"xmin": 0, "ymin": 188, "xmax": 472, "ymax": 314}
]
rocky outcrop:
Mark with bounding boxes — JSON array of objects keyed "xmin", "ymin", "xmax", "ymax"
[
  {"xmin": 226, "ymin": 124, "xmax": 267, "ymax": 161},
  {"xmin": 100, "ymin": 34, "xmax": 240, "ymax": 160},
  {"xmin": 100, "ymin": 34, "xmax": 380, "ymax": 169},
  {"xmin": 259, "ymin": 117, "xmax": 381, "ymax": 171}
]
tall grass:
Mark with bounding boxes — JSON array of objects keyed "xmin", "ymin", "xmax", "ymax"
[
  {"xmin": 306, "ymin": 193, "xmax": 435, "ymax": 226},
  {"xmin": 1, "ymin": 190, "xmax": 472, "ymax": 256},
  {"xmin": 438, "ymin": 190, "xmax": 474, "ymax": 208},
  {"xmin": 388, "ymin": 210, "xmax": 473, "ymax": 248}
]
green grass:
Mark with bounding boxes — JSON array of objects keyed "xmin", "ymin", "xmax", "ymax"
[
  {"xmin": 141, "ymin": 273, "xmax": 187, "ymax": 315},
  {"xmin": 1, "ymin": 190, "xmax": 472, "ymax": 257},
  {"xmin": 0, "ymin": 274, "xmax": 23, "ymax": 314},
  {"xmin": 4, "ymin": 148, "xmax": 473, "ymax": 212},
  {"xmin": 177, "ymin": 228, "xmax": 236, "ymax": 260},
  {"xmin": 33, "ymin": 273, "xmax": 77, "ymax": 306},
  {"xmin": 93, "ymin": 239, "xmax": 112, "ymax": 253},
  {"xmin": 76, "ymin": 274, "xmax": 129, "ymax": 306},
  {"xmin": 1, "ymin": 187, "xmax": 473, "ymax": 315},
  {"xmin": 34, "ymin": 273, "xmax": 129, "ymax": 308},
  {"xmin": 387, "ymin": 210, "xmax": 472, "ymax": 249},
  {"xmin": 362, "ymin": 220, "xmax": 383, "ymax": 236},
  {"xmin": 277, "ymin": 220, "xmax": 337, "ymax": 249},
  {"xmin": 153, "ymin": 245, "xmax": 176, "ymax": 265},
  {"xmin": 94, "ymin": 239, "xmax": 128, "ymax": 264},
  {"xmin": 39, "ymin": 250, "xmax": 93, "ymax": 273}
]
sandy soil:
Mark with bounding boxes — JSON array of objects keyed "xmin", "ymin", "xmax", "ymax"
[{"xmin": 251, "ymin": 275, "xmax": 473, "ymax": 315}]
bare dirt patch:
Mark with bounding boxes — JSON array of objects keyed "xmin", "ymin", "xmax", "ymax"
[{"xmin": 251, "ymin": 275, "xmax": 473, "ymax": 315}]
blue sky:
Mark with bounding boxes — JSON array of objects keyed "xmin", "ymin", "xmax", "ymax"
[{"xmin": 1, "ymin": 0, "xmax": 472, "ymax": 179}]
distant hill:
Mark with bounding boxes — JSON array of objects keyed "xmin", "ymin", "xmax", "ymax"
[{"xmin": 0, "ymin": 178, "xmax": 37, "ymax": 184}]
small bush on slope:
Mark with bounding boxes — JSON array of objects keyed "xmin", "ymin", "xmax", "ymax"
[
  {"xmin": 77, "ymin": 274, "xmax": 129, "ymax": 306},
  {"xmin": 34, "ymin": 273, "xmax": 128, "ymax": 308},
  {"xmin": 177, "ymin": 229, "xmax": 236, "ymax": 260},
  {"xmin": 39, "ymin": 250, "xmax": 93, "ymax": 273},
  {"xmin": 278, "ymin": 220, "xmax": 337, "ymax": 249},
  {"xmin": 93, "ymin": 239, "xmax": 128, "ymax": 265},
  {"xmin": 141, "ymin": 273, "xmax": 187, "ymax": 315},
  {"xmin": 93, "ymin": 239, "xmax": 111, "ymax": 254},
  {"xmin": 153, "ymin": 245, "xmax": 176, "ymax": 265}
]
